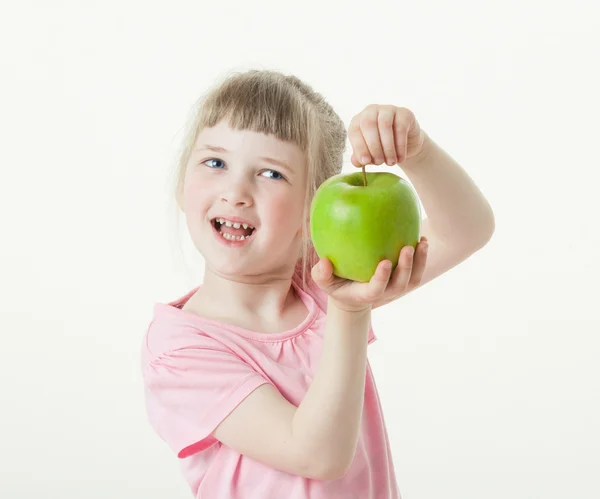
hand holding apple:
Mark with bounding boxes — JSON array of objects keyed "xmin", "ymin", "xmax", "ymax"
[{"xmin": 309, "ymin": 240, "xmax": 427, "ymax": 312}]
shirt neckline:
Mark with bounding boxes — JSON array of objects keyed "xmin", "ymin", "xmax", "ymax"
[{"xmin": 153, "ymin": 279, "xmax": 320, "ymax": 342}]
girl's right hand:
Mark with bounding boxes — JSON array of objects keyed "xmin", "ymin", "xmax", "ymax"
[{"xmin": 310, "ymin": 240, "xmax": 429, "ymax": 313}]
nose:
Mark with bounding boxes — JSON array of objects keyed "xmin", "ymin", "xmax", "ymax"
[{"xmin": 220, "ymin": 177, "xmax": 253, "ymax": 207}]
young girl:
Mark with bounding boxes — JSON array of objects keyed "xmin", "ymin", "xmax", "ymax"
[{"xmin": 141, "ymin": 69, "xmax": 495, "ymax": 498}]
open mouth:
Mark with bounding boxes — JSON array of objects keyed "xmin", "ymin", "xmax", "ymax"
[{"xmin": 211, "ymin": 217, "xmax": 256, "ymax": 242}]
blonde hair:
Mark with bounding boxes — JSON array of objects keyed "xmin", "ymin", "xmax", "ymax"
[{"xmin": 172, "ymin": 69, "xmax": 346, "ymax": 291}]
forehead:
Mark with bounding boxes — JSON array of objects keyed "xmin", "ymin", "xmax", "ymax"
[{"xmin": 193, "ymin": 121, "xmax": 306, "ymax": 173}]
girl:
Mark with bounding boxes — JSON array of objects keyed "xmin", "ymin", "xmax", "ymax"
[{"xmin": 141, "ymin": 69, "xmax": 495, "ymax": 498}]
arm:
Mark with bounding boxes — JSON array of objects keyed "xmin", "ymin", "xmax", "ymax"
[
  {"xmin": 211, "ymin": 300, "xmax": 371, "ymax": 481},
  {"xmin": 347, "ymin": 105, "xmax": 495, "ymax": 293},
  {"xmin": 292, "ymin": 299, "xmax": 371, "ymax": 478},
  {"xmin": 400, "ymin": 131, "xmax": 495, "ymax": 286}
]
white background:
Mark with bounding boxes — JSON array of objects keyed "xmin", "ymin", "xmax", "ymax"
[{"xmin": 1, "ymin": 1, "xmax": 599, "ymax": 498}]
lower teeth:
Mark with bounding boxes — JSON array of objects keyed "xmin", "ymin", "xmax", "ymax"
[{"xmin": 220, "ymin": 231, "xmax": 248, "ymax": 241}]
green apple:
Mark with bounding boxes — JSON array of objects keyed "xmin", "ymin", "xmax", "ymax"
[{"xmin": 310, "ymin": 171, "xmax": 421, "ymax": 282}]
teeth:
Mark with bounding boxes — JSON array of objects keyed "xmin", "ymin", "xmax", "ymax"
[
  {"xmin": 215, "ymin": 217, "xmax": 254, "ymax": 229},
  {"xmin": 213, "ymin": 217, "xmax": 255, "ymax": 243},
  {"xmin": 221, "ymin": 232, "xmax": 247, "ymax": 241}
]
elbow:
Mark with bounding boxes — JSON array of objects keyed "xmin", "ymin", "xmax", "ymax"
[
  {"xmin": 294, "ymin": 429, "xmax": 357, "ymax": 481},
  {"xmin": 470, "ymin": 203, "xmax": 495, "ymax": 249},
  {"xmin": 478, "ymin": 213, "xmax": 496, "ymax": 249},
  {"xmin": 323, "ymin": 463, "xmax": 351, "ymax": 481},
  {"xmin": 308, "ymin": 453, "xmax": 353, "ymax": 481},
  {"xmin": 312, "ymin": 463, "xmax": 350, "ymax": 482},
  {"xmin": 478, "ymin": 205, "xmax": 496, "ymax": 247},
  {"xmin": 484, "ymin": 202, "xmax": 496, "ymax": 237}
]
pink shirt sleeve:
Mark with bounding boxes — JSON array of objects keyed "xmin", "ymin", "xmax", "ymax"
[{"xmin": 142, "ymin": 336, "xmax": 273, "ymax": 459}]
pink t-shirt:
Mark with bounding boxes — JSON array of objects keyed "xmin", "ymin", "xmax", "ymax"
[{"xmin": 141, "ymin": 274, "xmax": 401, "ymax": 499}]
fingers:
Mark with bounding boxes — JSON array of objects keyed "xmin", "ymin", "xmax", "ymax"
[
  {"xmin": 357, "ymin": 106, "xmax": 385, "ymax": 166},
  {"xmin": 348, "ymin": 115, "xmax": 372, "ymax": 168},
  {"xmin": 360, "ymin": 259, "xmax": 394, "ymax": 301},
  {"xmin": 378, "ymin": 108, "xmax": 398, "ymax": 165},
  {"xmin": 387, "ymin": 238, "xmax": 429, "ymax": 293},
  {"xmin": 351, "ymin": 105, "xmax": 418, "ymax": 168},
  {"xmin": 387, "ymin": 246, "xmax": 415, "ymax": 292},
  {"xmin": 393, "ymin": 110, "xmax": 409, "ymax": 164},
  {"xmin": 408, "ymin": 237, "xmax": 428, "ymax": 288},
  {"xmin": 349, "ymin": 105, "xmax": 384, "ymax": 167}
]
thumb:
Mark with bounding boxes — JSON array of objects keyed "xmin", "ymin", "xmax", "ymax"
[{"xmin": 311, "ymin": 258, "xmax": 335, "ymax": 287}]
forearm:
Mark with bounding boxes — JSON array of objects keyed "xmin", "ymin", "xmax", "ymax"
[
  {"xmin": 292, "ymin": 299, "xmax": 371, "ymax": 478},
  {"xmin": 401, "ymin": 131, "xmax": 495, "ymax": 246}
]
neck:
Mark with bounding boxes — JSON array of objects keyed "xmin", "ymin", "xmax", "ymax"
[{"xmin": 198, "ymin": 263, "xmax": 299, "ymax": 322}]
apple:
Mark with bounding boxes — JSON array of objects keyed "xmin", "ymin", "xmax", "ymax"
[{"xmin": 309, "ymin": 171, "xmax": 421, "ymax": 282}]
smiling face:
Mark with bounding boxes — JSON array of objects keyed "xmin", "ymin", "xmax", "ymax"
[{"xmin": 181, "ymin": 120, "xmax": 308, "ymax": 280}]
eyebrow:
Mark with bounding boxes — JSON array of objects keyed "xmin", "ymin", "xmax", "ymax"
[{"xmin": 195, "ymin": 144, "xmax": 294, "ymax": 174}]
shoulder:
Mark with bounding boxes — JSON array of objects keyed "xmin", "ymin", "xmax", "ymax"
[{"xmin": 141, "ymin": 289, "xmax": 234, "ymax": 367}]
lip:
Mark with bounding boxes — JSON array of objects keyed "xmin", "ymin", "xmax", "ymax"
[{"xmin": 210, "ymin": 218, "xmax": 257, "ymax": 248}]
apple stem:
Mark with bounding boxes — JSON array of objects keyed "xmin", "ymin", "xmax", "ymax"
[{"xmin": 362, "ymin": 165, "xmax": 367, "ymax": 187}]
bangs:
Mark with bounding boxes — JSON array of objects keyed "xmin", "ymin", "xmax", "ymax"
[{"xmin": 197, "ymin": 73, "xmax": 310, "ymax": 151}]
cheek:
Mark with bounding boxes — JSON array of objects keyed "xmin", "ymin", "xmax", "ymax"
[
  {"xmin": 182, "ymin": 175, "xmax": 211, "ymax": 214},
  {"xmin": 265, "ymin": 191, "xmax": 304, "ymax": 230}
]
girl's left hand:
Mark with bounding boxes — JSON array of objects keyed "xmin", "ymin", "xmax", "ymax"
[{"xmin": 349, "ymin": 105, "xmax": 427, "ymax": 167}]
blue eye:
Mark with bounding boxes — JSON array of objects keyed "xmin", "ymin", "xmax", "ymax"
[
  {"xmin": 204, "ymin": 158, "xmax": 225, "ymax": 169},
  {"xmin": 261, "ymin": 170, "xmax": 284, "ymax": 180},
  {"xmin": 203, "ymin": 158, "xmax": 286, "ymax": 181}
]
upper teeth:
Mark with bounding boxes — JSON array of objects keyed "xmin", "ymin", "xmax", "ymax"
[{"xmin": 216, "ymin": 218, "xmax": 254, "ymax": 230}]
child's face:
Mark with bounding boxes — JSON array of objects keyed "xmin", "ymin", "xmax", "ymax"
[{"xmin": 182, "ymin": 120, "xmax": 308, "ymax": 279}]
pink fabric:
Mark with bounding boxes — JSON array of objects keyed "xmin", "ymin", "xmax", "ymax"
[{"xmin": 141, "ymin": 274, "xmax": 400, "ymax": 498}]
